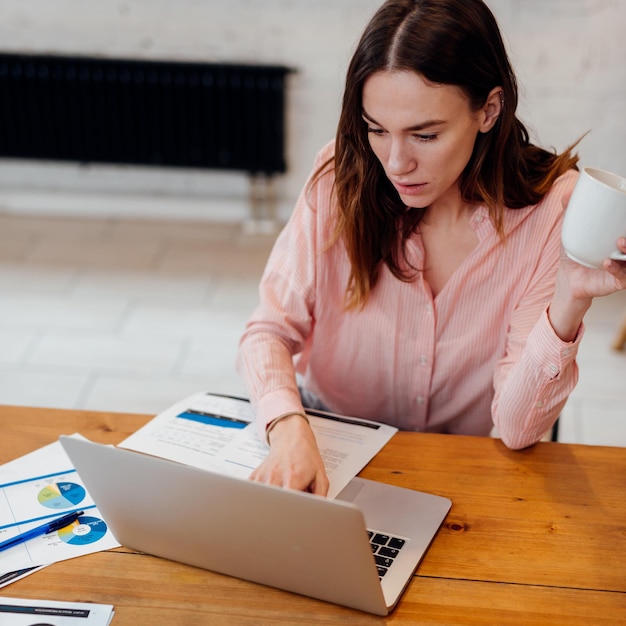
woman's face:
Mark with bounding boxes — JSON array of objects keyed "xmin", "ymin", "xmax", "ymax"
[{"xmin": 362, "ymin": 70, "xmax": 497, "ymax": 210}]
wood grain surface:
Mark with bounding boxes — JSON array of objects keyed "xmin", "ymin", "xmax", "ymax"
[{"xmin": 1, "ymin": 405, "xmax": 624, "ymax": 625}]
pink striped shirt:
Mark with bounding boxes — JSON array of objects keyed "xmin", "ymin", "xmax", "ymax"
[{"xmin": 237, "ymin": 141, "xmax": 583, "ymax": 449}]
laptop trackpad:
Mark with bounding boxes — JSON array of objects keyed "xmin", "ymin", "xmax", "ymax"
[{"xmin": 335, "ymin": 478, "xmax": 365, "ymax": 503}]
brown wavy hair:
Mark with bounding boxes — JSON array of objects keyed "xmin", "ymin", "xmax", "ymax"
[{"xmin": 323, "ymin": 0, "xmax": 579, "ymax": 309}]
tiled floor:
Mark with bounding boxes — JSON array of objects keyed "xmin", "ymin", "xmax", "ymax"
[{"xmin": 1, "ymin": 212, "xmax": 625, "ymax": 446}]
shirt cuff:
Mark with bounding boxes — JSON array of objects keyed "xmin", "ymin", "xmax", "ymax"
[
  {"xmin": 527, "ymin": 308, "xmax": 584, "ymax": 379},
  {"xmin": 255, "ymin": 386, "xmax": 306, "ymax": 440}
]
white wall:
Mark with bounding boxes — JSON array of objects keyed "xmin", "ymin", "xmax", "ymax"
[{"xmin": 0, "ymin": 0, "xmax": 624, "ymax": 222}]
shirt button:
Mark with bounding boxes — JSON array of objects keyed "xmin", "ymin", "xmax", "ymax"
[
  {"xmin": 417, "ymin": 396, "xmax": 425, "ymax": 405},
  {"xmin": 536, "ymin": 400, "xmax": 544, "ymax": 408},
  {"xmin": 549, "ymin": 365, "xmax": 559, "ymax": 375},
  {"xmin": 420, "ymin": 355, "xmax": 428, "ymax": 365},
  {"xmin": 562, "ymin": 348, "xmax": 572, "ymax": 357}
]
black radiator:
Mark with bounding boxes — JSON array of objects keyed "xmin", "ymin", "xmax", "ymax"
[{"xmin": 0, "ymin": 53, "xmax": 292, "ymax": 175}]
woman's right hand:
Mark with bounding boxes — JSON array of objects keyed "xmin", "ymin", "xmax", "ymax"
[{"xmin": 249, "ymin": 414, "xmax": 330, "ymax": 496}]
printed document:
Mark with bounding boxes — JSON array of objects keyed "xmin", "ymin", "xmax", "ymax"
[
  {"xmin": 0, "ymin": 596, "xmax": 114, "ymax": 625},
  {"xmin": 119, "ymin": 392, "xmax": 397, "ymax": 499},
  {"xmin": 0, "ymin": 438, "xmax": 120, "ymax": 585}
]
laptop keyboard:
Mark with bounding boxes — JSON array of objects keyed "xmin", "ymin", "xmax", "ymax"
[{"xmin": 367, "ymin": 530, "xmax": 407, "ymax": 578}]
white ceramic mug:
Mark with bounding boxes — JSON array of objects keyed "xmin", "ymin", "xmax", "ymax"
[{"xmin": 561, "ymin": 167, "xmax": 626, "ymax": 269}]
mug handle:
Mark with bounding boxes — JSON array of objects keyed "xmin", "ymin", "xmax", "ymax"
[{"xmin": 609, "ymin": 251, "xmax": 626, "ymax": 262}]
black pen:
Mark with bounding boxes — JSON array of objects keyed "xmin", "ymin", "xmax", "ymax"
[{"xmin": 0, "ymin": 510, "xmax": 84, "ymax": 552}]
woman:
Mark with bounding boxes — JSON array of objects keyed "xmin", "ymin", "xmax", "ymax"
[{"xmin": 236, "ymin": 0, "xmax": 626, "ymax": 495}]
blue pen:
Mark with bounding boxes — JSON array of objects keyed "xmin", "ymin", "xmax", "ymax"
[{"xmin": 0, "ymin": 510, "xmax": 84, "ymax": 552}]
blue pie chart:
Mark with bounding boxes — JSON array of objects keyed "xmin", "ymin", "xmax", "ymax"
[
  {"xmin": 37, "ymin": 482, "xmax": 86, "ymax": 509},
  {"xmin": 58, "ymin": 515, "xmax": 108, "ymax": 545}
]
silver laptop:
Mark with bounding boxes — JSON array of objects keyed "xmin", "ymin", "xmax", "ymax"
[{"xmin": 60, "ymin": 436, "xmax": 451, "ymax": 616}]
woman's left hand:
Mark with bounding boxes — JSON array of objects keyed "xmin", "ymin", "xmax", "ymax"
[
  {"xmin": 549, "ymin": 237, "xmax": 626, "ymax": 343},
  {"xmin": 561, "ymin": 236, "xmax": 626, "ymax": 300}
]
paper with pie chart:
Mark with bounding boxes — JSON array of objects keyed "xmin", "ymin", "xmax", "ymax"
[{"xmin": 0, "ymin": 438, "xmax": 120, "ymax": 580}]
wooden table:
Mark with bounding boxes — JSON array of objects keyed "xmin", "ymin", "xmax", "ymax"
[{"xmin": 0, "ymin": 405, "xmax": 624, "ymax": 625}]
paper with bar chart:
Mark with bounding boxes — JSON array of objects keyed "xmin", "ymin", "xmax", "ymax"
[{"xmin": 119, "ymin": 392, "xmax": 398, "ymax": 500}]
